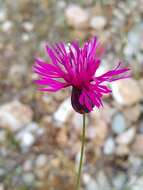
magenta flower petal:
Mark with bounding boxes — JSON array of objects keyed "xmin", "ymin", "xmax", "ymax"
[{"xmin": 33, "ymin": 37, "xmax": 130, "ymax": 114}]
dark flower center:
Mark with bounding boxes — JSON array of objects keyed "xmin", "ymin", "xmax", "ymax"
[{"xmin": 71, "ymin": 87, "xmax": 92, "ymax": 114}]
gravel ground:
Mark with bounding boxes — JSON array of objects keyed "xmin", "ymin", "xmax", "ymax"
[{"xmin": 0, "ymin": 0, "xmax": 143, "ymax": 189}]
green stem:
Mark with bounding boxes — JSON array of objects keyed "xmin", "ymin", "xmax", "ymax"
[{"xmin": 76, "ymin": 114, "xmax": 86, "ymax": 190}]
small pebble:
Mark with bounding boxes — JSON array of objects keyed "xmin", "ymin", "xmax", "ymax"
[
  {"xmin": 112, "ymin": 113, "xmax": 126, "ymax": 135},
  {"xmin": 103, "ymin": 137, "xmax": 116, "ymax": 155}
]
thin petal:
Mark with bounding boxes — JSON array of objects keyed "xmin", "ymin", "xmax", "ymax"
[{"xmin": 96, "ymin": 62, "xmax": 131, "ymax": 82}]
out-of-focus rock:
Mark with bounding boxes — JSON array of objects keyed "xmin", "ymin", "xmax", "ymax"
[
  {"xmin": 93, "ymin": 120, "xmax": 108, "ymax": 146},
  {"xmin": 23, "ymin": 173, "xmax": 35, "ymax": 185},
  {"xmin": 83, "ymin": 174, "xmax": 98, "ymax": 190},
  {"xmin": 56, "ymin": 128, "xmax": 68, "ymax": 146},
  {"xmin": 131, "ymin": 135, "xmax": 143, "ymax": 156},
  {"xmin": 0, "ymin": 184, "xmax": 4, "ymax": 190},
  {"xmin": 103, "ymin": 137, "xmax": 116, "ymax": 155},
  {"xmin": 0, "ymin": 168, "xmax": 5, "ymax": 178},
  {"xmin": 21, "ymin": 33, "xmax": 30, "ymax": 42},
  {"xmin": 35, "ymin": 93, "xmax": 56, "ymax": 114},
  {"xmin": 24, "ymin": 122, "xmax": 44, "ymax": 136},
  {"xmin": 72, "ymin": 112, "xmax": 83, "ymax": 131},
  {"xmin": 16, "ymin": 131, "xmax": 35, "ymax": 152},
  {"xmin": 0, "ymin": 101, "xmax": 33, "ymax": 132},
  {"xmin": 35, "ymin": 154, "xmax": 48, "ymax": 179},
  {"xmin": 90, "ymin": 16, "xmax": 107, "ymax": 30},
  {"xmin": 112, "ymin": 172, "xmax": 127, "ymax": 190},
  {"xmin": 53, "ymin": 98, "xmax": 73, "ymax": 126},
  {"xmin": 0, "ymin": 130, "xmax": 6, "ymax": 142},
  {"xmin": 0, "ymin": 10, "xmax": 6, "ymax": 22},
  {"xmin": 139, "ymin": 120, "xmax": 143, "ymax": 134},
  {"xmin": 35, "ymin": 154, "xmax": 48, "ymax": 168},
  {"xmin": 87, "ymin": 126, "xmax": 97, "ymax": 139},
  {"xmin": 123, "ymin": 104, "xmax": 141, "ymax": 124},
  {"xmin": 23, "ymin": 159, "xmax": 33, "ymax": 172},
  {"xmin": 22, "ymin": 21, "xmax": 34, "ymax": 32},
  {"xmin": 124, "ymin": 23, "xmax": 143, "ymax": 57},
  {"xmin": 15, "ymin": 122, "xmax": 43, "ymax": 152},
  {"xmin": 139, "ymin": 79, "xmax": 143, "ymax": 93},
  {"xmin": 97, "ymin": 171, "xmax": 112, "ymax": 190},
  {"xmin": 116, "ymin": 128, "xmax": 136, "ymax": 145},
  {"xmin": 44, "ymin": 158, "xmax": 75, "ymax": 190},
  {"xmin": 9, "ymin": 64, "xmax": 27, "ymax": 85},
  {"xmin": 65, "ymin": 5, "xmax": 89, "ymax": 29},
  {"xmin": 112, "ymin": 79, "xmax": 142, "ymax": 106},
  {"xmin": 115, "ymin": 144, "xmax": 130, "ymax": 156},
  {"xmin": 111, "ymin": 113, "xmax": 127, "ymax": 134},
  {"xmin": 1, "ymin": 20, "xmax": 13, "ymax": 32},
  {"xmin": 91, "ymin": 103, "xmax": 115, "ymax": 125},
  {"xmin": 129, "ymin": 156, "xmax": 142, "ymax": 172},
  {"xmin": 84, "ymin": 171, "xmax": 112, "ymax": 190},
  {"xmin": 129, "ymin": 176, "xmax": 143, "ymax": 190}
]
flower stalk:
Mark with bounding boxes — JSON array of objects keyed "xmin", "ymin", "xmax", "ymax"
[{"xmin": 76, "ymin": 113, "xmax": 86, "ymax": 190}]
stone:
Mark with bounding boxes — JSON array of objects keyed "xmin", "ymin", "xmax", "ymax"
[
  {"xmin": 83, "ymin": 174, "xmax": 99, "ymax": 190},
  {"xmin": 90, "ymin": 16, "xmax": 107, "ymax": 30},
  {"xmin": 23, "ymin": 159, "xmax": 33, "ymax": 172},
  {"xmin": 103, "ymin": 137, "xmax": 116, "ymax": 155},
  {"xmin": 16, "ymin": 131, "xmax": 35, "ymax": 152},
  {"xmin": 85, "ymin": 178, "xmax": 98, "ymax": 190},
  {"xmin": 139, "ymin": 79, "xmax": 143, "ymax": 93},
  {"xmin": 115, "ymin": 144, "xmax": 130, "ymax": 156},
  {"xmin": 0, "ymin": 168, "xmax": 5, "ymax": 177},
  {"xmin": 87, "ymin": 126, "xmax": 97, "ymax": 139},
  {"xmin": 0, "ymin": 147, "xmax": 8, "ymax": 157},
  {"xmin": 124, "ymin": 23, "xmax": 143, "ymax": 57},
  {"xmin": 9, "ymin": 64, "xmax": 27, "ymax": 83},
  {"xmin": 65, "ymin": 4, "xmax": 89, "ymax": 29},
  {"xmin": 21, "ymin": 33, "xmax": 30, "ymax": 42},
  {"xmin": 56, "ymin": 128, "xmax": 68, "ymax": 146},
  {"xmin": 112, "ymin": 79, "xmax": 142, "ymax": 106},
  {"xmin": 35, "ymin": 154, "xmax": 48, "ymax": 179},
  {"xmin": 111, "ymin": 113, "xmax": 127, "ymax": 134},
  {"xmin": 123, "ymin": 104, "xmax": 141, "ymax": 124},
  {"xmin": 139, "ymin": 120, "xmax": 143, "ymax": 134},
  {"xmin": 23, "ymin": 173, "xmax": 35, "ymax": 185},
  {"xmin": 9, "ymin": 64, "xmax": 28, "ymax": 88},
  {"xmin": 129, "ymin": 177, "xmax": 143, "ymax": 190},
  {"xmin": 72, "ymin": 112, "xmax": 83, "ymax": 131},
  {"xmin": 15, "ymin": 122, "xmax": 43, "ymax": 152},
  {"xmin": 129, "ymin": 156, "xmax": 142, "ymax": 173},
  {"xmin": 1, "ymin": 20, "xmax": 13, "ymax": 32},
  {"xmin": 0, "ymin": 184, "xmax": 4, "ymax": 190},
  {"xmin": 35, "ymin": 154, "xmax": 48, "ymax": 168},
  {"xmin": 35, "ymin": 93, "xmax": 56, "ymax": 114},
  {"xmin": 0, "ymin": 10, "xmax": 6, "ymax": 21},
  {"xmin": 53, "ymin": 98, "xmax": 73, "ymax": 125},
  {"xmin": 92, "ymin": 102, "xmax": 115, "ymax": 125},
  {"xmin": 24, "ymin": 122, "xmax": 44, "ymax": 136},
  {"xmin": 0, "ymin": 130, "xmax": 6, "ymax": 142},
  {"xmin": 22, "ymin": 21, "xmax": 34, "ymax": 32},
  {"xmin": 116, "ymin": 128, "xmax": 136, "ymax": 145},
  {"xmin": 112, "ymin": 172, "xmax": 127, "ymax": 189},
  {"xmin": 94, "ymin": 120, "xmax": 108, "ymax": 146},
  {"xmin": 131, "ymin": 135, "xmax": 143, "ymax": 156},
  {"xmin": 97, "ymin": 171, "xmax": 112, "ymax": 190},
  {"xmin": 0, "ymin": 101, "xmax": 33, "ymax": 132},
  {"xmin": 83, "ymin": 172, "xmax": 111, "ymax": 190}
]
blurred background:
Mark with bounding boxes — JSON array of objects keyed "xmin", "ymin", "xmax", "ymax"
[{"xmin": 0, "ymin": 0, "xmax": 143, "ymax": 189}]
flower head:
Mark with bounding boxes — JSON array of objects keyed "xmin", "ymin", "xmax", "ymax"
[{"xmin": 33, "ymin": 37, "xmax": 130, "ymax": 114}]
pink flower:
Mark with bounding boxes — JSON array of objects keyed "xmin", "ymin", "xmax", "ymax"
[{"xmin": 33, "ymin": 37, "xmax": 130, "ymax": 114}]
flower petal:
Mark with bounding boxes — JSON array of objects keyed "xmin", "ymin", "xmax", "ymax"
[{"xmin": 96, "ymin": 62, "xmax": 131, "ymax": 82}]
